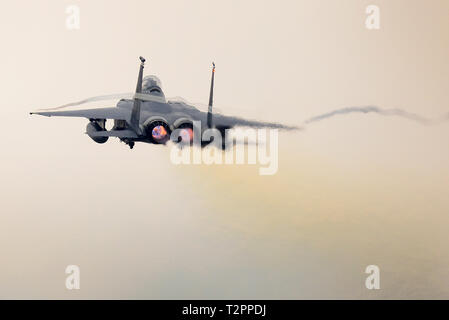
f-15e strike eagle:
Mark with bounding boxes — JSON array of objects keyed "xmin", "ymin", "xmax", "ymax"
[{"xmin": 31, "ymin": 57, "xmax": 294, "ymax": 149}]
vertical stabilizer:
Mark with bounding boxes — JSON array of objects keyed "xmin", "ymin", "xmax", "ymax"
[{"xmin": 130, "ymin": 56, "xmax": 145, "ymax": 134}]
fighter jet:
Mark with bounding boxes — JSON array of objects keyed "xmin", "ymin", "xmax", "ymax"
[{"xmin": 31, "ymin": 57, "xmax": 295, "ymax": 149}]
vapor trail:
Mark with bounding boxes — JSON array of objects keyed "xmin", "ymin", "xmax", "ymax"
[
  {"xmin": 303, "ymin": 106, "xmax": 434, "ymax": 125},
  {"xmin": 38, "ymin": 93, "xmax": 133, "ymax": 110},
  {"xmin": 37, "ymin": 93, "xmax": 447, "ymax": 129}
]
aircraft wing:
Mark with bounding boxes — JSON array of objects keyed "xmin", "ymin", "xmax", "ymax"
[{"xmin": 30, "ymin": 107, "xmax": 131, "ymax": 121}]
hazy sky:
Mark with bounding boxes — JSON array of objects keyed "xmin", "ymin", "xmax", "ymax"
[{"xmin": 0, "ymin": 0, "xmax": 448, "ymax": 298}]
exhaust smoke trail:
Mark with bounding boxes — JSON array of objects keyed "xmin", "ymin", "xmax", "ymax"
[
  {"xmin": 38, "ymin": 93, "xmax": 133, "ymax": 110},
  {"xmin": 303, "ymin": 106, "xmax": 434, "ymax": 125}
]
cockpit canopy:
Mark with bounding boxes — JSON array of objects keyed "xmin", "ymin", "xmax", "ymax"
[{"xmin": 142, "ymin": 75, "xmax": 164, "ymax": 98}]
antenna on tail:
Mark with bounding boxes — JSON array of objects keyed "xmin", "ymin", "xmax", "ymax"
[{"xmin": 207, "ymin": 62, "xmax": 215, "ymax": 128}]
